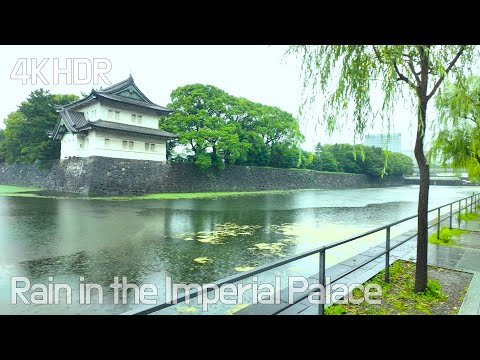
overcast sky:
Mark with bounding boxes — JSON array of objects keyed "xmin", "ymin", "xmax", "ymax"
[{"xmin": 0, "ymin": 45, "xmax": 422, "ymax": 151}]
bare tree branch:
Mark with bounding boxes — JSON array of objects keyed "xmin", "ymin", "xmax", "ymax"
[
  {"xmin": 407, "ymin": 59, "xmax": 421, "ymax": 86},
  {"xmin": 393, "ymin": 61, "xmax": 417, "ymax": 91},
  {"xmin": 427, "ymin": 46, "xmax": 466, "ymax": 101}
]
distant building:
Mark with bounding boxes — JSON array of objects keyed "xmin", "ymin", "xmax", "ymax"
[
  {"xmin": 52, "ymin": 76, "xmax": 178, "ymax": 162},
  {"xmin": 364, "ymin": 133, "xmax": 401, "ymax": 153}
]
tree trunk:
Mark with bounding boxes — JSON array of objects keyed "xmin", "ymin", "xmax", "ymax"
[{"xmin": 414, "ymin": 100, "xmax": 430, "ymax": 293}]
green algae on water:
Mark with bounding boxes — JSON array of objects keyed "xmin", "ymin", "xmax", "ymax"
[
  {"xmin": 193, "ymin": 257, "xmax": 212, "ymax": 264},
  {"xmin": 177, "ymin": 223, "xmax": 261, "ymax": 245}
]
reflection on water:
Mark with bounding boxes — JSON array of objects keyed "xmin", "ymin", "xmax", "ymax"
[{"xmin": 0, "ymin": 185, "xmax": 478, "ymax": 314}]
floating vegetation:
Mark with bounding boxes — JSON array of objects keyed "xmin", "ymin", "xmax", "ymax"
[
  {"xmin": 175, "ymin": 306, "xmax": 199, "ymax": 313},
  {"xmin": 250, "ymin": 242, "xmax": 288, "ymax": 257},
  {"xmin": 177, "ymin": 223, "xmax": 261, "ymax": 245},
  {"xmin": 193, "ymin": 257, "xmax": 212, "ymax": 264},
  {"xmin": 226, "ymin": 304, "xmax": 249, "ymax": 315},
  {"xmin": 234, "ymin": 266, "xmax": 256, "ymax": 272},
  {"xmin": 269, "ymin": 223, "xmax": 295, "ymax": 234}
]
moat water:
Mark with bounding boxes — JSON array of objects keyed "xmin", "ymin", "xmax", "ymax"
[{"xmin": 0, "ymin": 185, "xmax": 477, "ymax": 314}]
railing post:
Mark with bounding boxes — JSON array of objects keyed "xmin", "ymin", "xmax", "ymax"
[
  {"xmin": 385, "ymin": 227, "xmax": 390, "ymax": 283},
  {"xmin": 471, "ymin": 194, "xmax": 474, "ymax": 213},
  {"xmin": 318, "ymin": 249, "xmax": 325, "ymax": 315},
  {"xmin": 449, "ymin": 203, "xmax": 453, "ymax": 229},
  {"xmin": 437, "ymin": 208, "xmax": 441, "ymax": 239},
  {"xmin": 458, "ymin": 200, "xmax": 461, "ymax": 226},
  {"xmin": 466, "ymin": 198, "xmax": 468, "ymax": 215}
]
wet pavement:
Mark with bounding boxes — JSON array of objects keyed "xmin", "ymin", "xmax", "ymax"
[{"xmin": 237, "ymin": 214, "xmax": 480, "ymax": 315}]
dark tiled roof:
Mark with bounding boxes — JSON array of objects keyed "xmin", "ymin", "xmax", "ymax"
[
  {"xmin": 52, "ymin": 109, "xmax": 88, "ymax": 139},
  {"xmin": 78, "ymin": 120, "xmax": 178, "ymax": 139},
  {"xmin": 64, "ymin": 109, "xmax": 88, "ymax": 128},
  {"xmin": 60, "ymin": 76, "xmax": 172, "ymax": 114},
  {"xmin": 99, "ymin": 75, "xmax": 154, "ymax": 102},
  {"xmin": 60, "ymin": 93, "xmax": 97, "ymax": 111},
  {"xmin": 94, "ymin": 92, "xmax": 171, "ymax": 113},
  {"xmin": 100, "ymin": 76, "xmax": 135, "ymax": 94},
  {"xmin": 52, "ymin": 77, "xmax": 175, "ymax": 139},
  {"xmin": 52, "ymin": 109, "xmax": 177, "ymax": 140}
]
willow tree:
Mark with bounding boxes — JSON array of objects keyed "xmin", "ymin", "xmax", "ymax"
[
  {"xmin": 287, "ymin": 45, "xmax": 477, "ymax": 292},
  {"xmin": 430, "ymin": 75, "xmax": 480, "ymax": 179}
]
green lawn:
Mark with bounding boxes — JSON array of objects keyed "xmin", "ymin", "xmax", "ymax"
[
  {"xmin": 93, "ymin": 189, "xmax": 304, "ymax": 200},
  {"xmin": 325, "ymin": 260, "xmax": 468, "ymax": 315},
  {"xmin": 428, "ymin": 226, "xmax": 466, "ymax": 246},
  {"xmin": 0, "ymin": 184, "xmax": 306, "ymax": 201},
  {"xmin": 0, "ymin": 185, "xmax": 42, "ymax": 194}
]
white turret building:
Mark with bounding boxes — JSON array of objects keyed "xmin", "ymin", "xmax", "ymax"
[{"xmin": 52, "ymin": 76, "xmax": 177, "ymax": 162}]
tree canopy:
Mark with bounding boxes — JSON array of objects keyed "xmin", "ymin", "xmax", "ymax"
[
  {"xmin": 0, "ymin": 90, "xmax": 78, "ymax": 164},
  {"xmin": 430, "ymin": 75, "xmax": 480, "ymax": 179},
  {"xmin": 160, "ymin": 83, "xmax": 302, "ymax": 170},
  {"xmin": 0, "ymin": 129, "xmax": 5, "ymax": 163},
  {"xmin": 309, "ymin": 143, "xmax": 413, "ymax": 176},
  {"xmin": 287, "ymin": 45, "xmax": 477, "ymax": 293}
]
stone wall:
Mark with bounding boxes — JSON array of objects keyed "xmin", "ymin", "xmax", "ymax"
[
  {"xmin": 404, "ymin": 177, "xmax": 463, "ymax": 186},
  {"xmin": 0, "ymin": 156, "xmax": 404, "ymax": 196},
  {"xmin": 0, "ymin": 158, "xmax": 92, "ymax": 194}
]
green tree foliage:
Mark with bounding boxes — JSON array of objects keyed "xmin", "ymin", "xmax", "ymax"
[
  {"xmin": 0, "ymin": 129, "xmax": 5, "ymax": 162},
  {"xmin": 430, "ymin": 75, "xmax": 480, "ymax": 180},
  {"xmin": 287, "ymin": 45, "xmax": 476, "ymax": 292},
  {"xmin": 1, "ymin": 90, "xmax": 78, "ymax": 164},
  {"xmin": 269, "ymin": 144, "xmax": 299, "ymax": 168},
  {"xmin": 309, "ymin": 143, "xmax": 413, "ymax": 176},
  {"xmin": 235, "ymin": 98, "xmax": 303, "ymax": 166},
  {"xmin": 160, "ymin": 84, "xmax": 250, "ymax": 170},
  {"xmin": 160, "ymin": 83, "xmax": 302, "ymax": 170},
  {"xmin": 312, "ymin": 151, "xmax": 339, "ymax": 172},
  {"xmin": 360, "ymin": 146, "xmax": 385, "ymax": 176},
  {"xmin": 386, "ymin": 151, "xmax": 414, "ymax": 176}
]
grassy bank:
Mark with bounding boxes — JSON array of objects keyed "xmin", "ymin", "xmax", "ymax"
[
  {"xmin": 325, "ymin": 260, "xmax": 471, "ymax": 315},
  {"xmin": 428, "ymin": 226, "xmax": 466, "ymax": 246},
  {"xmin": 459, "ymin": 212, "xmax": 479, "ymax": 221},
  {"xmin": 0, "ymin": 185, "xmax": 42, "ymax": 194},
  {"xmin": 95, "ymin": 189, "xmax": 304, "ymax": 201},
  {"xmin": 0, "ymin": 184, "xmax": 306, "ymax": 201}
]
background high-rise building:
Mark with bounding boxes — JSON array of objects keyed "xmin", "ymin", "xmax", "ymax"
[{"xmin": 363, "ymin": 133, "xmax": 401, "ymax": 153}]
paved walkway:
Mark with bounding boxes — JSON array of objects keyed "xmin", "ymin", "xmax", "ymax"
[
  {"xmin": 439, "ymin": 218, "xmax": 480, "ymax": 315},
  {"xmin": 236, "ymin": 215, "xmax": 480, "ymax": 315}
]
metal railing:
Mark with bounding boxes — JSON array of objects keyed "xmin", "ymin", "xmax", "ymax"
[{"xmin": 125, "ymin": 191, "xmax": 480, "ymax": 315}]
